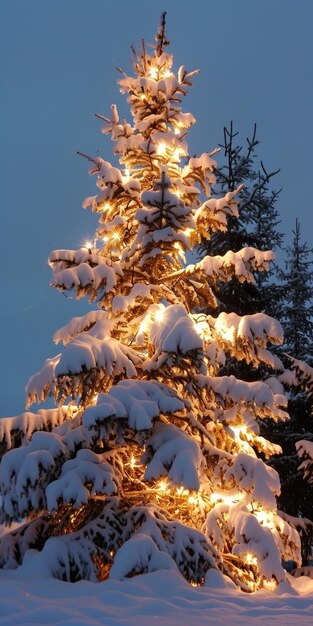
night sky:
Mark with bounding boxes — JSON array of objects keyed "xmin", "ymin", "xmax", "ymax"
[{"xmin": 2, "ymin": 0, "xmax": 313, "ymax": 416}]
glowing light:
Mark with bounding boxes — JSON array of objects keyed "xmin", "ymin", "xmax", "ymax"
[
  {"xmin": 139, "ymin": 93, "xmax": 146, "ymax": 101},
  {"xmin": 130, "ymin": 455, "xmax": 136, "ymax": 470},
  {"xmin": 210, "ymin": 491, "xmax": 245, "ymax": 506},
  {"xmin": 102, "ymin": 235, "xmax": 109, "ymax": 244},
  {"xmin": 104, "ymin": 202, "xmax": 110, "ymax": 210},
  {"xmin": 255, "ymin": 510, "xmax": 273, "ymax": 528},
  {"xmin": 149, "ymin": 67, "xmax": 158, "ymax": 79},
  {"xmin": 156, "ymin": 143, "xmax": 167, "ymax": 156},
  {"xmin": 84, "ymin": 240, "xmax": 92, "ymax": 249},
  {"xmin": 244, "ymin": 552, "xmax": 257, "ymax": 566},
  {"xmin": 157, "ymin": 479, "xmax": 168, "ymax": 493},
  {"xmin": 184, "ymin": 228, "xmax": 192, "ymax": 237},
  {"xmin": 139, "ymin": 319, "xmax": 148, "ymax": 335},
  {"xmin": 231, "ymin": 425, "xmax": 247, "ymax": 441},
  {"xmin": 219, "ymin": 325, "xmax": 235, "ymax": 342},
  {"xmin": 123, "ymin": 168, "xmax": 130, "ymax": 177},
  {"xmin": 193, "ymin": 320, "xmax": 211, "ymax": 341},
  {"xmin": 173, "ymin": 148, "xmax": 182, "ymax": 161},
  {"xmin": 175, "ymin": 189, "xmax": 182, "ymax": 198},
  {"xmin": 263, "ymin": 579, "xmax": 277, "ymax": 591},
  {"xmin": 154, "ymin": 308, "xmax": 164, "ymax": 322},
  {"xmin": 174, "ymin": 122, "xmax": 183, "ymax": 135},
  {"xmin": 112, "ymin": 233, "xmax": 120, "ymax": 241},
  {"xmin": 109, "ymin": 550, "xmax": 114, "ymax": 558}
]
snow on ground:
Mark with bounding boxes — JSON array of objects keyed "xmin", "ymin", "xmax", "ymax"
[{"xmin": 1, "ymin": 567, "xmax": 313, "ymax": 626}]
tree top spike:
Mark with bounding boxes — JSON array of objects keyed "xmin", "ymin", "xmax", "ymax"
[{"xmin": 155, "ymin": 12, "xmax": 170, "ymax": 56}]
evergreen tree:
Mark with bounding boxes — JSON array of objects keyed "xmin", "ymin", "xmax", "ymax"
[
  {"xmin": 0, "ymin": 16, "xmax": 301, "ymax": 591},
  {"xmin": 199, "ymin": 123, "xmax": 283, "ymax": 318},
  {"xmin": 267, "ymin": 223, "xmax": 313, "ymax": 561},
  {"xmin": 279, "ymin": 220, "xmax": 313, "ymax": 364}
]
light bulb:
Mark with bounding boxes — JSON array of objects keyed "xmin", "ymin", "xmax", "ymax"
[
  {"xmin": 149, "ymin": 67, "xmax": 158, "ymax": 79},
  {"xmin": 156, "ymin": 143, "xmax": 166, "ymax": 156},
  {"xmin": 154, "ymin": 309, "xmax": 164, "ymax": 322}
]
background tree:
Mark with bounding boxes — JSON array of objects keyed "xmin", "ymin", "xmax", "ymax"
[
  {"xmin": 199, "ymin": 122, "xmax": 283, "ymax": 318},
  {"xmin": 0, "ymin": 15, "xmax": 301, "ymax": 591},
  {"xmin": 267, "ymin": 222, "xmax": 313, "ymax": 562}
]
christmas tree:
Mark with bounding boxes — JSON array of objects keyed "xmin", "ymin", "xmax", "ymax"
[{"xmin": 0, "ymin": 15, "xmax": 301, "ymax": 591}]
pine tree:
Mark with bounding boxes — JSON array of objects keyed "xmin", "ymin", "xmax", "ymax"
[
  {"xmin": 279, "ymin": 220, "xmax": 313, "ymax": 363},
  {"xmin": 266, "ymin": 222, "xmax": 313, "ymax": 561},
  {"xmin": 199, "ymin": 122, "xmax": 283, "ymax": 318},
  {"xmin": 0, "ymin": 15, "xmax": 301, "ymax": 591}
]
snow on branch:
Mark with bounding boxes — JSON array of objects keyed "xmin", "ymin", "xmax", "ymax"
[
  {"xmin": 26, "ymin": 317, "xmax": 143, "ymax": 408},
  {"xmin": 49, "ymin": 248, "xmax": 123, "ymax": 304},
  {"xmin": 225, "ymin": 452, "xmax": 280, "ymax": 509},
  {"xmin": 296, "ymin": 439, "xmax": 313, "ymax": 483},
  {"xmin": 46, "ymin": 449, "xmax": 121, "ymax": 510},
  {"xmin": 143, "ymin": 304, "xmax": 205, "ymax": 373},
  {"xmin": 197, "ymin": 375, "xmax": 288, "ymax": 421},
  {"xmin": 142, "ymin": 422, "xmax": 203, "ymax": 490},
  {"xmin": 185, "ymin": 247, "xmax": 275, "ymax": 285},
  {"xmin": 0, "ymin": 406, "xmax": 76, "ymax": 457},
  {"xmin": 211, "ymin": 311, "xmax": 283, "ymax": 368},
  {"xmin": 83, "ymin": 379, "xmax": 186, "ymax": 437}
]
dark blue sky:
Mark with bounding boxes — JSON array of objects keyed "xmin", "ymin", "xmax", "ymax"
[{"xmin": 1, "ymin": 0, "xmax": 313, "ymax": 416}]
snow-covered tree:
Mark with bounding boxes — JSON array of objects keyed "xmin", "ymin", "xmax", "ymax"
[
  {"xmin": 0, "ymin": 15, "xmax": 301, "ymax": 591},
  {"xmin": 199, "ymin": 122, "xmax": 283, "ymax": 319}
]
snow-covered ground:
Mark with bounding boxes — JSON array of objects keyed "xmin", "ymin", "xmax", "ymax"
[{"xmin": 1, "ymin": 567, "xmax": 313, "ymax": 626}]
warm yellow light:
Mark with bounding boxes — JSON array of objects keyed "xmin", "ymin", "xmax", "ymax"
[
  {"xmin": 149, "ymin": 67, "xmax": 158, "ymax": 79},
  {"xmin": 184, "ymin": 228, "xmax": 192, "ymax": 237},
  {"xmin": 130, "ymin": 455, "xmax": 136, "ymax": 470},
  {"xmin": 232, "ymin": 425, "xmax": 247, "ymax": 441},
  {"xmin": 84, "ymin": 240, "xmax": 92, "ymax": 249},
  {"xmin": 174, "ymin": 122, "xmax": 183, "ymax": 135},
  {"xmin": 175, "ymin": 189, "xmax": 182, "ymax": 198},
  {"xmin": 123, "ymin": 168, "xmax": 130, "ymax": 177},
  {"xmin": 104, "ymin": 202, "xmax": 110, "ymax": 210},
  {"xmin": 112, "ymin": 233, "xmax": 120, "ymax": 241},
  {"xmin": 254, "ymin": 510, "xmax": 273, "ymax": 528},
  {"xmin": 102, "ymin": 235, "xmax": 109, "ymax": 244},
  {"xmin": 154, "ymin": 309, "xmax": 164, "ymax": 322},
  {"xmin": 244, "ymin": 552, "xmax": 257, "ymax": 566},
  {"xmin": 156, "ymin": 143, "xmax": 167, "ymax": 156},
  {"xmin": 157, "ymin": 479, "xmax": 168, "ymax": 493},
  {"xmin": 139, "ymin": 319, "xmax": 148, "ymax": 335},
  {"xmin": 210, "ymin": 491, "xmax": 244, "ymax": 506},
  {"xmin": 173, "ymin": 148, "xmax": 182, "ymax": 161},
  {"xmin": 193, "ymin": 320, "xmax": 211, "ymax": 341},
  {"xmin": 139, "ymin": 93, "xmax": 146, "ymax": 101},
  {"xmin": 219, "ymin": 325, "xmax": 235, "ymax": 342}
]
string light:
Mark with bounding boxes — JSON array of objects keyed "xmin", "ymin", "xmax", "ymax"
[
  {"xmin": 156, "ymin": 143, "xmax": 167, "ymax": 156},
  {"xmin": 244, "ymin": 553, "xmax": 257, "ymax": 566},
  {"xmin": 148, "ymin": 67, "xmax": 158, "ymax": 79},
  {"xmin": 154, "ymin": 308, "xmax": 164, "ymax": 322}
]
